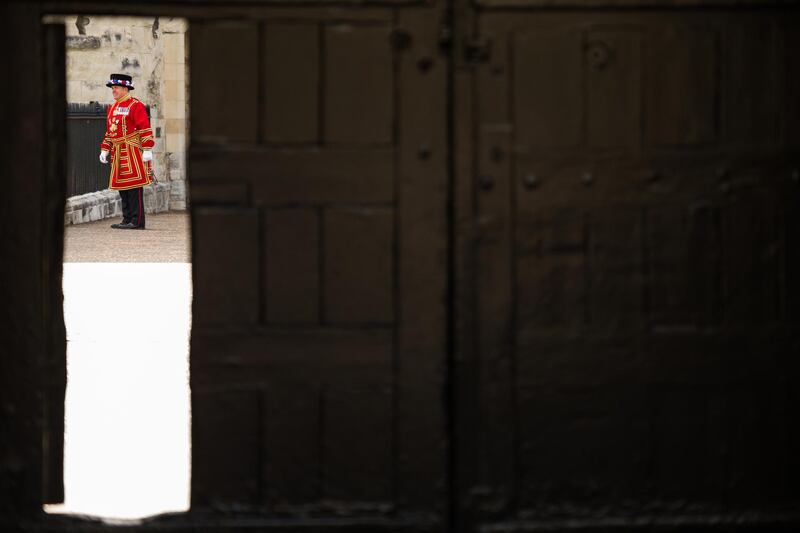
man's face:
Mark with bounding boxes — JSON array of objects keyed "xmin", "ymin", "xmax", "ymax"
[{"xmin": 111, "ymin": 85, "xmax": 129, "ymax": 100}]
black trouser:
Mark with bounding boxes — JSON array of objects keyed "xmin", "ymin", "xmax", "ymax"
[{"xmin": 119, "ymin": 187, "xmax": 145, "ymax": 228}]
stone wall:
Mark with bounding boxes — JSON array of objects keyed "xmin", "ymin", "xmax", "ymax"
[{"xmin": 62, "ymin": 15, "xmax": 188, "ymax": 216}]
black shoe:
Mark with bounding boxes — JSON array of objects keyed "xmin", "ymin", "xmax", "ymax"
[{"xmin": 117, "ymin": 222, "xmax": 140, "ymax": 229}]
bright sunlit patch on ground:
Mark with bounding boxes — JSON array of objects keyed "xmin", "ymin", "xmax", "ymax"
[{"xmin": 45, "ymin": 263, "xmax": 191, "ymax": 521}]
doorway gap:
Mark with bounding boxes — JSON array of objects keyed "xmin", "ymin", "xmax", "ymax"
[{"xmin": 42, "ymin": 13, "xmax": 192, "ymax": 524}]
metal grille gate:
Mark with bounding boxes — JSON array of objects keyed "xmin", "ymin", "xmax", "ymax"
[{"xmin": 66, "ymin": 103, "xmax": 107, "ymax": 197}]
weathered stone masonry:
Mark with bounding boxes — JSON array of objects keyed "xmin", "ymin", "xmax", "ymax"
[{"xmin": 61, "ymin": 15, "xmax": 188, "ymax": 224}]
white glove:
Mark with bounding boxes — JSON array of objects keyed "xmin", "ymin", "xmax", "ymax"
[
  {"xmin": 142, "ymin": 150, "xmax": 153, "ymax": 162},
  {"xmin": 99, "ymin": 150, "xmax": 109, "ymax": 164}
]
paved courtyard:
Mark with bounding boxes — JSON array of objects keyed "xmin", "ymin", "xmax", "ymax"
[{"xmin": 64, "ymin": 212, "xmax": 190, "ymax": 263}]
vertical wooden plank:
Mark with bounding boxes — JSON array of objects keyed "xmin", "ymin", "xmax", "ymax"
[
  {"xmin": 193, "ymin": 208, "xmax": 260, "ymax": 324},
  {"xmin": 648, "ymin": 205, "xmax": 721, "ymax": 329},
  {"xmin": 42, "ymin": 21, "xmax": 67, "ymax": 506},
  {"xmin": 514, "ymin": 27, "xmax": 583, "ymax": 149},
  {"xmin": 647, "ymin": 24, "xmax": 718, "ymax": 146},
  {"xmin": 587, "ymin": 208, "xmax": 644, "ymax": 331},
  {"xmin": 785, "ymin": 21, "xmax": 800, "ymax": 147},
  {"xmin": 264, "ymin": 208, "xmax": 319, "ymax": 324},
  {"xmin": 263, "ymin": 23, "xmax": 319, "ymax": 144},
  {"xmin": 474, "ymin": 26, "xmax": 517, "ymax": 516},
  {"xmin": 787, "ymin": 199, "xmax": 800, "ymax": 324},
  {"xmin": 190, "ymin": 21, "xmax": 258, "ymax": 143},
  {"xmin": 723, "ymin": 21, "xmax": 780, "ymax": 146},
  {"xmin": 651, "ymin": 388, "xmax": 727, "ymax": 500},
  {"xmin": 725, "ymin": 383, "xmax": 792, "ymax": 503},
  {"xmin": 586, "ymin": 28, "xmax": 642, "ymax": 149},
  {"xmin": 516, "ymin": 209, "xmax": 586, "ymax": 330},
  {"xmin": 722, "ymin": 192, "xmax": 780, "ymax": 325},
  {"xmin": 686, "ymin": 206, "xmax": 723, "ymax": 328},
  {"xmin": 262, "ymin": 382, "xmax": 321, "ymax": 505},
  {"xmin": 0, "ymin": 3, "xmax": 46, "ymax": 519},
  {"xmin": 192, "ymin": 389, "xmax": 261, "ymax": 506},
  {"xmin": 394, "ymin": 5, "xmax": 449, "ymax": 517},
  {"xmin": 323, "ymin": 208, "xmax": 393, "ymax": 324},
  {"xmin": 452, "ymin": 2, "xmax": 480, "ymax": 530},
  {"xmin": 324, "ymin": 24, "xmax": 393, "ymax": 144},
  {"xmin": 323, "ymin": 383, "xmax": 393, "ymax": 501},
  {"xmin": 518, "ymin": 383, "xmax": 650, "ymax": 506}
]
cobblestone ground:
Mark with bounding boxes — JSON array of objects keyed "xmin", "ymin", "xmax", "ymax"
[{"xmin": 64, "ymin": 212, "xmax": 190, "ymax": 263}]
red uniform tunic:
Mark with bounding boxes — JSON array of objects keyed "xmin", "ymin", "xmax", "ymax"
[{"xmin": 100, "ymin": 94, "xmax": 155, "ymax": 190}]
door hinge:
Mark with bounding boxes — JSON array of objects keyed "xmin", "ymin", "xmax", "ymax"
[{"xmin": 465, "ymin": 35, "xmax": 492, "ymax": 66}]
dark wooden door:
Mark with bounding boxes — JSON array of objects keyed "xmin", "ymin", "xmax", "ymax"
[
  {"xmin": 187, "ymin": 5, "xmax": 448, "ymax": 529},
  {"xmin": 457, "ymin": 7, "xmax": 800, "ymax": 531}
]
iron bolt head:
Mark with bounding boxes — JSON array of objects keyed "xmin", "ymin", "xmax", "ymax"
[
  {"xmin": 523, "ymin": 174, "xmax": 539, "ymax": 189},
  {"xmin": 417, "ymin": 57, "xmax": 433, "ymax": 72},
  {"xmin": 418, "ymin": 145, "xmax": 431, "ymax": 160}
]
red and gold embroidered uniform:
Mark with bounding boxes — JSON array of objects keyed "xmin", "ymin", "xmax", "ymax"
[{"xmin": 100, "ymin": 94, "xmax": 155, "ymax": 190}]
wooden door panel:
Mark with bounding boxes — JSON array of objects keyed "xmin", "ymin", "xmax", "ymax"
[
  {"xmin": 463, "ymin": 9, "xmax": 800, "ymax": 530},
  {"xmin": 263, "ymin": 23, "xmax": 320, "ymax": 144},
  {"xmin": 262, "ymin": 381, "xmax": 321, "ymax": 505},
  {"xmin": 646, "ymin": 204, "xmax": 722, "ymax": 329},
  {"xmin": 264, "ymin": 208, "xmax": 321, "ymax": 324},
  {"xmin": 189, "ymin": 9, "xmax": 446, "ymax": 526},
  {"xmin": 647, "ymin": 24, "xmax": 719, "ymax": 147},
  {"xmin": 586, "ymin": 208, "xmax": 645, "ymax": 331},
  {"xmin": 722, "ymin": 190, "xmax": 782, "ymax": 325},
  {"xmin": 192, "ymin": 389, "xmax": 262, "ymax": 506},
  {"xmin": 191, "ymin": 148, "xmax": 395, "ymax": 204},
  {"xmin": 324, "ymin": 24, "xmax": 394, "ymax": 145},
  {"xmin": 788, "ymin": 23, "xmax": 800, "ymax": 147},
  {"xmin": 323, "ymin": 384, "xmax": 394, "ymax": 500},
  {"xmin": 513, "ymin": 29, "xmax": 583, "ymax": 150},
  {"xmin": 191, "ymin": 22, "xmax": 259, "ymax": 143},
  {"xmin": 324, "ymin": 207, "xmax": 394, "ymax": 324},
  {"xmin": 723, "ymin": 21, "xmax": 782, "ymax": 146},
  {"xmin": 518, "ymin": 383, "xmax": 652, "ymax": 504},
  {"xmin": 586, "ymin": 28, "xmax": 642, "ymax": 149},
  {"xmin": 193, "ymin": 208, "xmax": 261, "ymax": 325}
]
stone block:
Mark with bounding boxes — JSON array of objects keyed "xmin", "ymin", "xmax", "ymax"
[
  {"xmin": 165, "ymin": 118, "xmax": 185, "ymax": 135},
  {"xmin": 66, "ymin": 35, "xmax": 101, "ymax": 50},
  {"xmin": 169, "ymin": 63, "xmax": 186, "ymax": 83},
  {"xmin": 64, "ymin": 183, "xmax": 173, "ymax": 226},
  {"xmin": 164, "ymin": 61, "xmax": 186, "ymax": 83},
  {"xmin": 132, "ymin": 27, "xmax": 147, "ymax": 49},
  {"xmin": 170, "ymin": 181, "xmax": 187, "ymax": 210},
  {"xmin": 138, "ymin": 52, "xmax": 154, "ymax": 73},
  {"xmin": 164, "ymin": 62, "xmax": 180, "ymax": 80},
  {"xmin": 164, "ymin": 33, "xmax": 184, "ymax": 64},
  {"xmin": 66, "ymin": 81, "xmax": 82, "ymax": 103},
  {"xmin": 162, "ymin": 17, "xmax": 187, "ymax": 33},
  {"xmin": 170, "ymin": 169, "xmax": 185, "ymax": 182},
  {"xmin": 165, "ymin": 79, "xmax": 184, "ymax": 102},
  {"xmin": 167, "ymin": 151, "xmax": 184, "ymax": 170},
  {"xmin": 165, "ymin": 100, "xmax": 186, "ymax": 120},
  {"xmin": 166, "ymin": 132, "xmax": 185, "ymax": 153}
]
